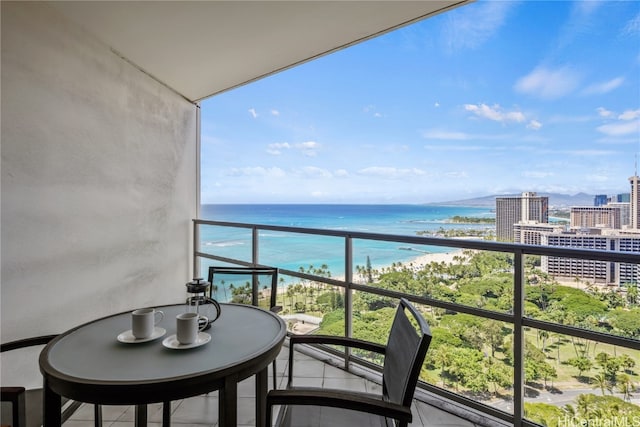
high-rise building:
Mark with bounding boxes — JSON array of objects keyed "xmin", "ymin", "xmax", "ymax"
[
  {"xmin": 570, "ymin": 206, "xmax": 622, "ymax": 229},
  {"xmin": 618, "ymin": 193, "xmax": 630, "ymax": 203},
  {"xmin": 607, "ymin": 202, "xmax": 630, "ymax": 227},
  {"xmin": 541, "ymin": 230, "xmax": 640, "ymax": 286},
  {"xmin": 630, "ymin": 176, "xmax": 639, "ymax": 229},
  {"xmin": 594, "ymin": 194, "xmax": 608, "ymax": 206},
  {"xmin": 513, "ymin": 222, "xmax": 564, "ymax": 245},
  {"xmin": 496, "ymin": 192, "xmax": 549, "ymax": 241}
]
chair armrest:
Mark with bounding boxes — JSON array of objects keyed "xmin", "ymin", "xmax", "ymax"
[
  {"xmin": 270, "ymin": 305, "xmax": 283, "ymax": 314},
  {"xmin": 1, "ymin": 386, "xmax": 26, "ymax": 402},
  {"xmin": 289, "ymin": 334, "xmax": 386, "ymax": 354},
  {"xmin": 1, "ymin": 335, "xmax": 57, "ymax": 352},
  {"xmin": 266, "ymin": 388, "xmax": 412, "ymax": 424},
  {"xmin": 287, "ymin": 335, "xmax": 386, "ymax": 386}
]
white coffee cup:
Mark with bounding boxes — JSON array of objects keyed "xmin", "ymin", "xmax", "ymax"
[
  {"xmin": 176, "ymin": 312, "xmax": 206, "ymax": 345},
  {"xmin": 131, "ymin": 308, "xmax": 164, "ymax": 339}
]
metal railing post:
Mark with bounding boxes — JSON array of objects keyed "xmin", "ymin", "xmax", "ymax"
[
  {"xmin": 251, "ymin": 227, "xmax": 259, "ymax": 306},
  {"xmin": 344, "ymin": 236, "xmax": 353, "ymax": 370},
  {"xmin": 513, "ymin": 250, "xmax": 525, "ymax": 427},
  {"xmin": 193, "ymin": 221, "xmax": 200, "ymax": 279}
]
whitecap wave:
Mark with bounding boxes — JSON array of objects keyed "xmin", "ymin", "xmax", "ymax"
[{"xmin": 203, "ymin": 240, "xmax": 245, "ymax": 247}]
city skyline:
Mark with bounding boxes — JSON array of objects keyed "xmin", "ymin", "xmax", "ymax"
[{"xmin": 200, "ymin": 0, "xmax": 640, "ymax": 204}]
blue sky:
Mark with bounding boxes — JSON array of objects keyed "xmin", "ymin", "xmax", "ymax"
[{"xmin": 200, "ymin": 0, "xmax": 640, "ymax": 204}]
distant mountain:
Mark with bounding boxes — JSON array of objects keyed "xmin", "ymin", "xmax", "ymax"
[{"xmin": 433, "ymin": 192, "xmax": 596, "ymax": 208}]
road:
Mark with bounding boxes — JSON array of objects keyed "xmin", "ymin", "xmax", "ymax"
[{"xmin": 488, "ymin": 387, "xmax": 639, "ymax": 412}]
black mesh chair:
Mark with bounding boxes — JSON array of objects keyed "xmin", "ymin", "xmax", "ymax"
[
  {"xmin": 1, "ymin": 335, "xmax": 102, "ymax": 427},
  {"xmin": 208, "ymin": 266, "xmax": 281, "ymax": 388},
  {"xmin": 266, "ymin": 298, "xmax": 432, "ymax": 427}
]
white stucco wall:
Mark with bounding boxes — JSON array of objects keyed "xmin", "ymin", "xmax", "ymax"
[{"xmin": 1, "ymin": 2, "xmax": 198, "ymax": 342}]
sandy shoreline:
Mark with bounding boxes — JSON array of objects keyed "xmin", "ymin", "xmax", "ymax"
[{"xmin": 402, "ymin": 249, "xmax": 464, "ymax": 268}]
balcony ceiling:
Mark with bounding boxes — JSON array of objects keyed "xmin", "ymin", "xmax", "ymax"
[{"xmin": 49, "ymin": 1, "xmax": 472, "ymax": 102}]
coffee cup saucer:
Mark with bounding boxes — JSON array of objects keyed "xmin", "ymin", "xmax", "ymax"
[
  {"xmin": 117, "ymin": 327, "xmax": 166, "ymax": 344},
  {"xmin": 162, "ymin": 332, "xmax": 211, "ymax": 350}
]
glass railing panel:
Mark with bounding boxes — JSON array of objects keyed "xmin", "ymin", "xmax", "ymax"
[
  {"xmin": 256, "ymin": 231, "xmax": 346, "ymax": 277},
  {"xmin": 526, "ymin": 255, "xmax": 640, "ymax": 339},
  {"xmin": 279, "ymin": 272, "xmax": 344, "ymax": 336},
  {"xmin": 420, "ymin": 305, "xmax": 515, "ymax": 414},
  {"xmin": 523, "ymin": 330, "xmax": 640, "ymax": 426}
]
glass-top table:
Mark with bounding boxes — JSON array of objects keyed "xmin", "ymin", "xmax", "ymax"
[{"xmin": 39, "ymin": 303, "xmax": 286, "ymax": 427}]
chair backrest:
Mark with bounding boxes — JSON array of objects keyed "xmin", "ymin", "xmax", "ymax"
[
  {"xmin": 1, "ymin": 335, "xmax": 58, "ymax": 427},
  {"xmin": 207, "ymin": 266, "xmax": 279, "ymax": 308},
  {"xmin": 382, "ymin": 298, "xmax": 432, "ymax": 408}
]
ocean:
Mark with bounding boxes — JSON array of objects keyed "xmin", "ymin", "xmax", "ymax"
[{"xmin": 198, "ymin": 204, "xmax": 494, "ymax": 281}]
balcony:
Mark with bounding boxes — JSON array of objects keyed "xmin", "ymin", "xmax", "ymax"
[
  {"xmin": 193, "ymin": 218, "xmax": 640, "ymax": 427},
  {"xmin": 65, "ymin": 343, "xmax": 485, "ymax": 427},
  {"xmin": 2, "ymin": 3, "xmax": 639, "ymax": 427}
]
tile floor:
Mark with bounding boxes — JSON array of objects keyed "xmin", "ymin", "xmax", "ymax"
[{"xmin": 64, "ymin": 343, "xmax": 486, "ymax": 427}]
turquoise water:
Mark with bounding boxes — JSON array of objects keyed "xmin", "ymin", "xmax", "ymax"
[{"xmin": 198, "ymin": 204, "xmax": 494, "ymax": 281}]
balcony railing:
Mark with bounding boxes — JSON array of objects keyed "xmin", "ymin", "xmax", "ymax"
[{"xmin": 193, "ymin": 218, "xmax": 640, "ymax": 427}]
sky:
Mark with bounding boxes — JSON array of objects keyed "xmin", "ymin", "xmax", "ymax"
[{"xmin": 200, "ymin": 0, "xmax": 640, "ymax": 204}]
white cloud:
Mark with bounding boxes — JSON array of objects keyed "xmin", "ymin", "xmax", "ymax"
[
  {"xmin": 266, "ymin": 141, "xmax": 320, "ymax": 156},
  {"xmin": 295, "ymin": 141, "xmax": 320, "ymax": 157},
  {"xmin": 522, "ymin": 171, "xmax": 554, "ymax": 179},
  {"xmin": 434, "ymin": 102, "xmax": 440, "ymax": 108},
  {"xmin": 227, "ymin": 166, "xmax": 285, "ymax": 177},
  {"xmin": 266, "ymin": 142, "xmax": 291, "ymax": 155},
  {"xmin": 296, "ymin": 141, "xmax": 320, "ymax": 157},
  {"xmin": 585, "ymin": 173, "xmax": 610, "ymax": 183},
  {"xmin": 444, "ymin": 1, "xmax": 514, "ymax": 51},
  {"xmin": 597, "ymin": 120, "xmax": 640, "ymax": 137},
  {"xmin": 422, "ymin": 129, "xmax": 470, "ymax": 140},
  {"xmin": 619, "ymin": 109, "xmax": 640, "ymax": 121},
  {"xmin": 444, "ymin": 171, "xmax": 468, "ymax": 178},
  {"xmin": 296, "ymin": 166, "xmax": 332, "ymax": 178},
  {"xmin": 424, "ymin": 144, "xmax": 484, "ymax": 151},
  {"xmin": 464, "ymin": 103, "xmax": 525, "ymax": 123},
  {"xmin": 582, "ymin": 77, "xmax": 624, "ymax": 95},
  {"xmin": 334, "ymin": 169, "xmax": 349, "ymax": 177},
  {"xmin": 271, "ymin": 109, "xmax": 280, "ymax": 116},
  {"xmin": 248, "ymin": 108, "xmax": 258, "ymax": 118},
  {"xmin": 357, "ymin": 167, "xmax": 427, "ymax": 178},
  {"xmin": 597, "ymin": 107, "xmax": 614, "ymax": 118},
  {"xmin": 622, "ymin": 11, "xmax": 640, "ymax": 36},
  {"xmin": 527, "ymin": 120, "xmax": 542, "ymax": 130},
  {"xmin": 595, "ymin": 109, "xmax": 640, "ymax": 137},
  {"xmin": 363, "ymin": 105, "xmax": 383, "ymax": 118},
  {"xmin": 514, "ymin": 66, "xmax": 580, "ymax": 99},
  {"xmin": 565, "ymin": 149, "xmax": 616, "ymax": 156}
]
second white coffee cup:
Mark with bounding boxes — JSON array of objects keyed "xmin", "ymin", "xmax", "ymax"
[{"xmin": 176, "ymin": 312, "xmax": 206, "ymax": 345}]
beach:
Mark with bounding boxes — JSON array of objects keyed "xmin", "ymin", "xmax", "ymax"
[{"xmin": 404, "ymin": 249, "xmax": 464, "ymax": 268}]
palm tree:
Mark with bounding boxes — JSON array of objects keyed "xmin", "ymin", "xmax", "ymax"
[
  {"xmin": 592, "ymin": 373, "xmax": 610, "ymax": 396},
  {"xmin": 625, "ymin": 283, "xmax": 638, "ymax": 307},
  {"xmin": 221, "ymin": 279, "xmax": 228, "ymax": 301},
  {"xmin": 616, "ymin": 373, "xmax": 635, "ymax": 402},
  {"xmin": 431, "ymin": 345, "xmax": 452, "ymax": 387}
]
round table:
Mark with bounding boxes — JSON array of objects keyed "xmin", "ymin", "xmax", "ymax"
[{"xmin": 39, "ymin": 303, "xmax": 286, "ymax": 427}]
